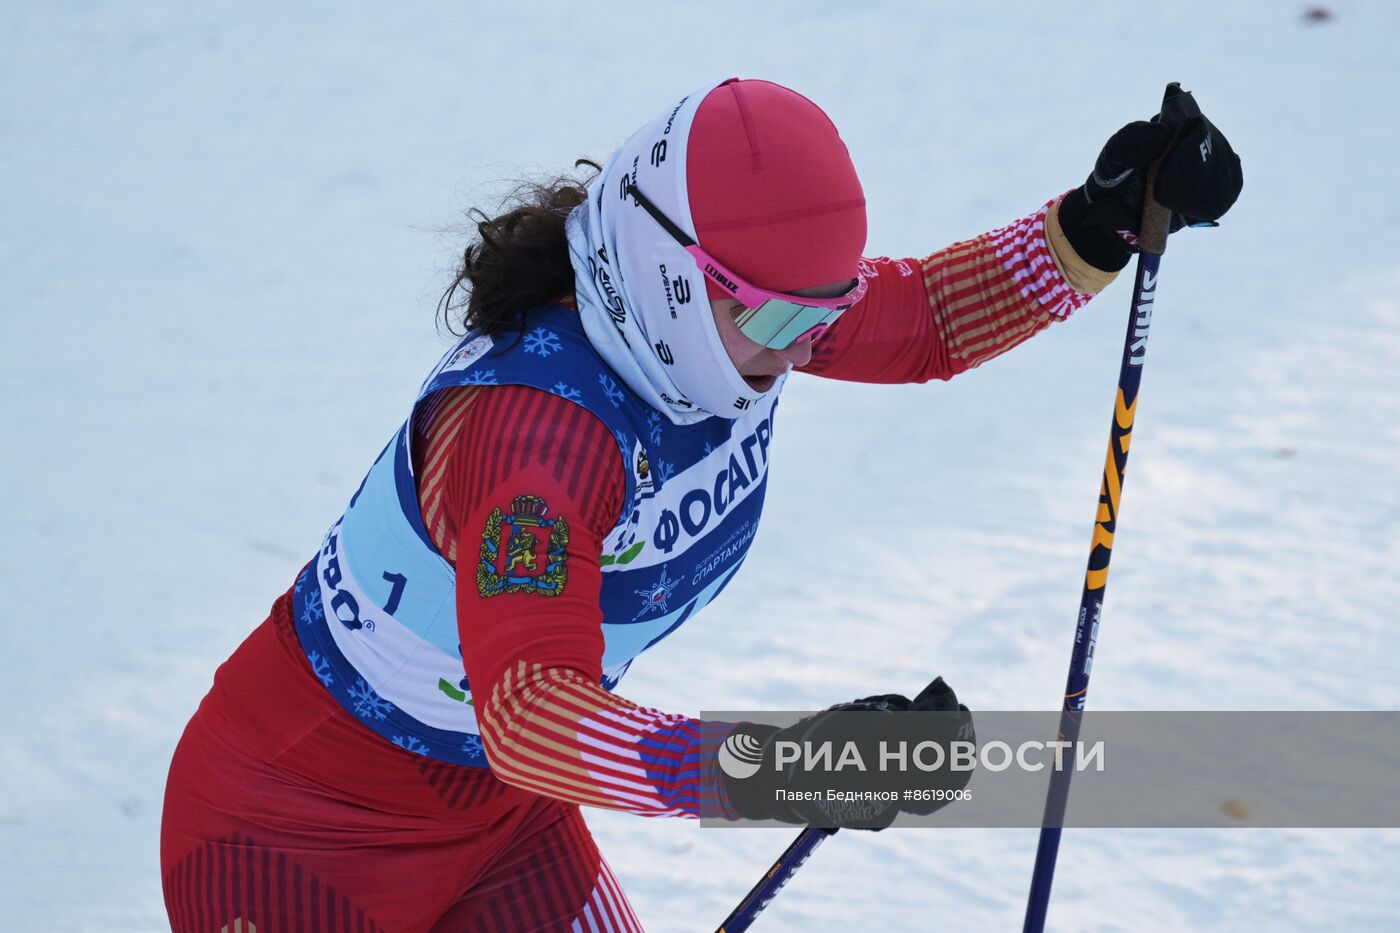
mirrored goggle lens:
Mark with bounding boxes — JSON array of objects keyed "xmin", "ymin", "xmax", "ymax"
[{"xmin": 734, "ymin": 300, "xmax": 848, "ymax": 349}]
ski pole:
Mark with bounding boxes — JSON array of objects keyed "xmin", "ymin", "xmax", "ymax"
[
  {"xmin": 715, "ymin": 827, "xmax": 837, "ymax": 933},
  {"xmin": 1022, "ymin": 82, "xmax": 1192, "ymax": 932}
]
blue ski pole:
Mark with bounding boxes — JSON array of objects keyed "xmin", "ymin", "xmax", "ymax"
[
  {"xmin": 1022, "ymin": 82, "xmax": 1192, "ymax": 932},
  {"xmin": 715, "ymin": 828, "xmax": 837, "ymax": 933}
]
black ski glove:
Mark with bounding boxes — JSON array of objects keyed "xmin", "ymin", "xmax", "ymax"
[
  {"xmin": 1059, "ymin": 83, "xmax": 1243, "ymax": 271},
  {"xmin": 719, "ymin": 677, "xmax": 975, "ymax": 830}
]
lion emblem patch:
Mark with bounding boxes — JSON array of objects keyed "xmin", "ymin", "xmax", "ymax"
[{"xmin": 477, "ymin": 494, "xmax": 569, "ymax": 598}]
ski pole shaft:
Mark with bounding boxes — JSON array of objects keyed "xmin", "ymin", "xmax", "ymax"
[
  {"xmin": 716, "ymin": 828, "xmax": 837, "ymax": 933},
  {"xmin": 1021, "ymin": 245, "xmax": 1161, "ymax": 931},
  {"xmin": 1022, "ymin": 82, "xmax": 1185, "ymax": 933}
]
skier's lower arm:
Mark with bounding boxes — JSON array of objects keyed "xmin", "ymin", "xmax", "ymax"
[{"xmin": 475, "ymin": 659, "xmax": 735, "ymax": 818}]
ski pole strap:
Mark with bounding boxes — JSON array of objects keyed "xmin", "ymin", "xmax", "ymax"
[{"xmin": 716, "ymin": 828, "xmax": 837, "ymax": 933}]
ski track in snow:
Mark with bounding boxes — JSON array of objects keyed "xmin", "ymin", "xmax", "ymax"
[{"xmin": 3, "ymin": 2, "xmax": 1398, "ymax": 930}]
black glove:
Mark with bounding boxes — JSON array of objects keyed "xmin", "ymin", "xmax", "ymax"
[
  {"xmin": 1059, "ymin": 83, "xmax": 1243, "ymax": 271},
  {"xmin": 719, "ymin": 677, "xmax": 975, "ymax": 829}
]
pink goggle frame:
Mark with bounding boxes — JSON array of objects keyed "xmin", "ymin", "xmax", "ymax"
[{"xmin": 627, "ymin": 183, "xmax": 867, "ymax": 348}]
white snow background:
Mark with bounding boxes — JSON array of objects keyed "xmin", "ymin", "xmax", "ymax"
[{"xmin": 3, "ymin": 1, "xmax": 1398, "ymax": 930}]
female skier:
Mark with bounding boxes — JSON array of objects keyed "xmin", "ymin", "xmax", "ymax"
[{"xmin": 160, "ymin": 78, "xmax": 1240, "ymax": 931}]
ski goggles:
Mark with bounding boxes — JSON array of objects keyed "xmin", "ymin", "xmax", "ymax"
[{"xmin": 626, "ymin": 183, "xmax": 867, "ymax": 348}]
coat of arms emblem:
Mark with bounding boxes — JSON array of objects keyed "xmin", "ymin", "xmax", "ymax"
[{"xmin": 477, "ymin": 494, "xmax": 570, "ymax": 598}]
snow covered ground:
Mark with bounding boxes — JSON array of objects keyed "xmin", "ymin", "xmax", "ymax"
[{"xmin": 3, "ymin": 1, "xmax": 1398, "ymax": 929}]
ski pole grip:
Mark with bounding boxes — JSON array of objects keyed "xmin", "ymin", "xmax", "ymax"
[
  {"xmin": 1138, "ymin": 163, "xmax": 1171, "ymax": 256},
  {"xmin": 1138, "ymin": 81, "xmax": 1183, "ymax": 256}
]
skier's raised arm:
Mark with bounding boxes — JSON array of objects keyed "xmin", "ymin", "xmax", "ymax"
[
  {"xmin": 800, "ymin": 109, "xmax": 1241, "ymax": 384},
  {"xmin": 798, "ymin": 196, "xmax": 1117, "ymax": 383}
]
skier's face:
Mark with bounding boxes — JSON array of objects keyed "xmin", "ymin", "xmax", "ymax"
[{"xmin": 710, "ymin": 279, "xmax": 850, "ymax": 393}]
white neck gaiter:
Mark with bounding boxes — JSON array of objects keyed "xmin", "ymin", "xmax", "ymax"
[{"xmin": 566, "ymin": 81, "xmax": 774, "ymax": 425}]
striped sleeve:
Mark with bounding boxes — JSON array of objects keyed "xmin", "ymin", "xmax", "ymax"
[
  {"xmin": 420, "ymin": 383, "xmax": 733, "ymax": 818},
  {"xmin": 799, "ymin": 194, "xmax": 1119, "ymax": 383},
  {"xmin": 481, "ymin": 662, "xmax": 733, "ymax": 818}
]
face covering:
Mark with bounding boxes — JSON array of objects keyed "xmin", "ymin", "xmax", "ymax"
[{"xmin": 566, "ymin": 80, "xmax": 772, "ymax": 425}]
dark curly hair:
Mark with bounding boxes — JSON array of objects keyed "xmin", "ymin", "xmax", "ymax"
[{"xmin": 437, "ymin": 160, "xmax": 601, "ymax": 338}]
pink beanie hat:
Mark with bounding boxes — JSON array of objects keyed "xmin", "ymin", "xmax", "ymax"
[{"xmin": 687, "ymin": 79, "xmax": 867, "ymax": 300}]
